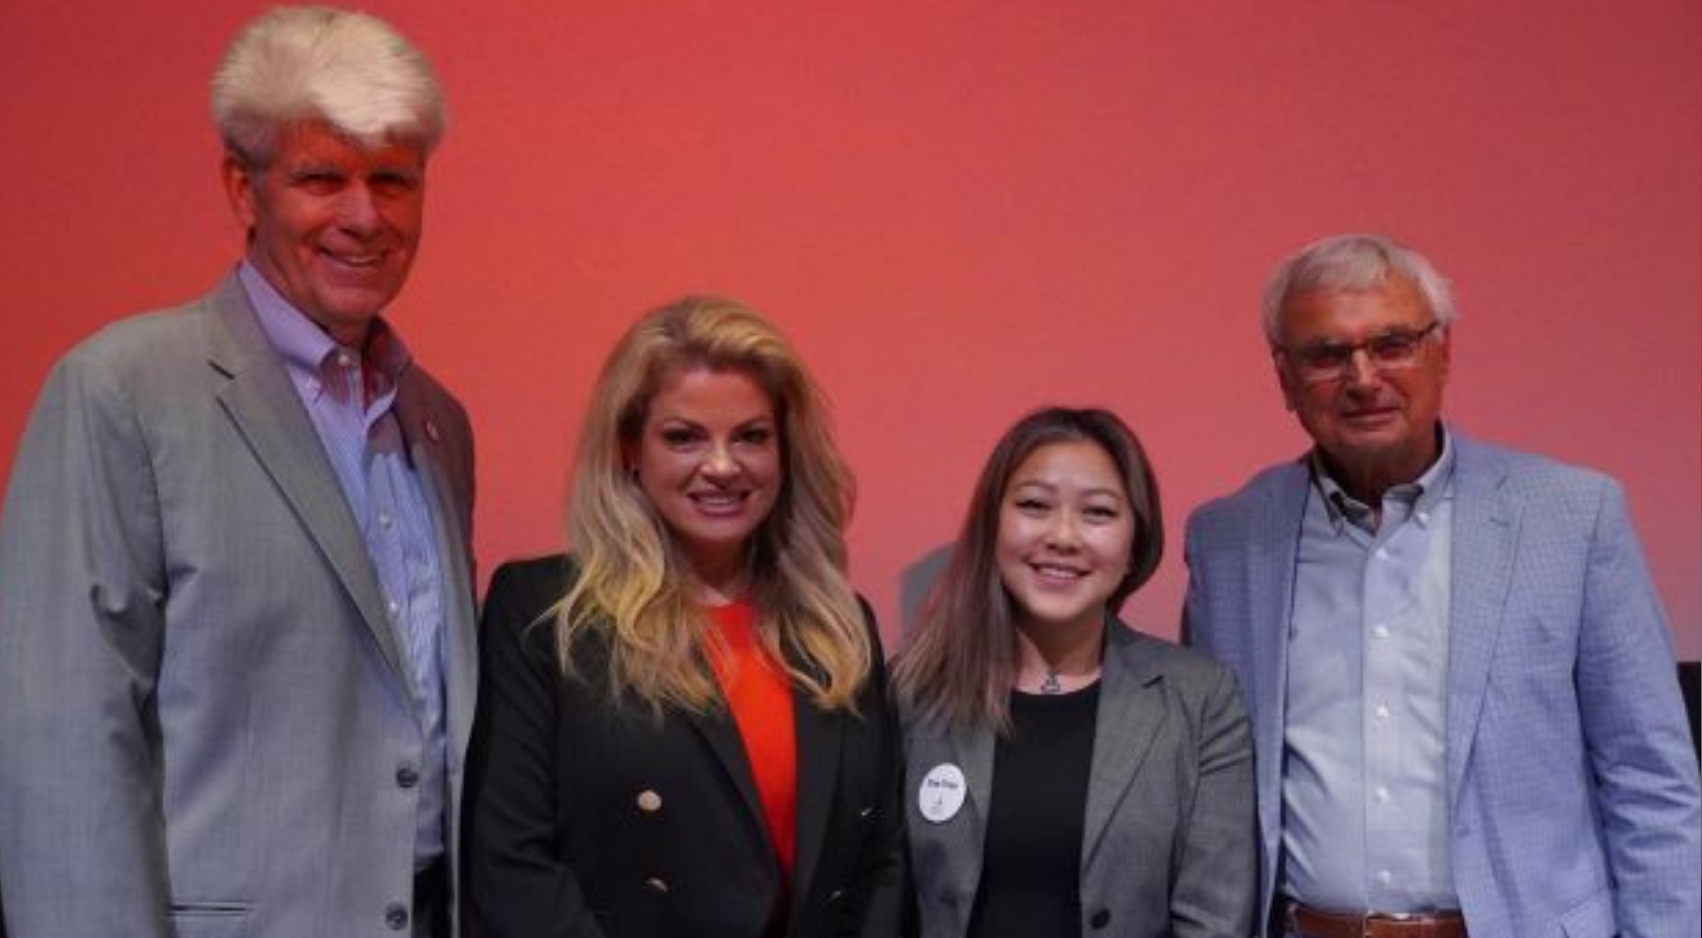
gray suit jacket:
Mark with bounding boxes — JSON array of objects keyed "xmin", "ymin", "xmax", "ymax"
[
  {"xmin": 0, "ymin": 274, "xmax": 478, "ymax": 937},
  {"xmin": 902, "ymin": 620, "xmax": 1257, "ymax": 938},
  {"xmin": 1183, "ymin": 434, "xmax": 1701, "ymax": 938}
]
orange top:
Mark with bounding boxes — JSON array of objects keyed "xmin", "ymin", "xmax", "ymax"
[{"xmin": 706, "ymin": 600, "xmax": 798, "ymax": 884}]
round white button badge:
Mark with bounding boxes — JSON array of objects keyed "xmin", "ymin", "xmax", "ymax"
[{"xmin": 918, "ymin": 763, "xmax": 967, "ymax": 823}]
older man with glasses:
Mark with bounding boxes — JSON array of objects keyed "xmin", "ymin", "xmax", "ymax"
[{"xmin": 1182, "ymin": 233, "xmax": 1699, "ymax": 938}]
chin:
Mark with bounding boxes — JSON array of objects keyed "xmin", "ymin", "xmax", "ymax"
[{"xmin": 1020, "ymin": 602, "xmax": 1099, "ymax": 630}]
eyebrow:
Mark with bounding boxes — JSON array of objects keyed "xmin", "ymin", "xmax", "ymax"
[
  {"xmin": 1010, "ymin": 479, "xmax": 1125, "ymax": 499},
  {"xmin": 653, "ymin": 414, "xmax": 774, "ymax": 428},
  {"xmin": 285, "ymin": 163, "xmax": 346, "ymax": 177},
  {"xmin": 1303, "ymin": 322, "xmax": 1432, "ymax": 345}
]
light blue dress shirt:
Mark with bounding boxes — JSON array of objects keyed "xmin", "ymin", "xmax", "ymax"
[
  {"xmin": 1281, "ymin": 431, "xmax": 1458, "ymax": 914},
  {"xmin": 240, "ymin": 262, "xmax": 448, "ymax": 868}
]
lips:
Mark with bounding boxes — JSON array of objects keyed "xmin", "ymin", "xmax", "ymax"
[
  {"xmin": 688, "ymin": 490, "xmax": 750, "ymax": 517},
  {"xmin": 319, "ymin": 248, "xmax": 386, "ymax": 268},
  {"xmin": 1028, "ymin": 561, "xmax": 1088, "ymax": 584},
  {"xmin": 1339, "ymin": 405, "xmax": 1401, "ymax": 425}
]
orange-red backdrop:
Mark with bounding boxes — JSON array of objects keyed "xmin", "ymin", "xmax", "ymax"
[{"xmin": 2, "ymin": 1, "xmax": 1697, "ymax": 657}]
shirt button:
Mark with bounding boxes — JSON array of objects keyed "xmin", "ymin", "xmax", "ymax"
[
  {"xmin": 384, "ymin": 902, "xmax": 409, "ymax": 930},
  {"xmin": 636, "ymin": 790, "xmax": 662, "ymax": 813},
  {"xmin": 1373, "ymin": 624, "xmax": 1391, "ymax": 640},
  {"xmin": 387, "ymin": 599, "xmax": 401, "ymax": 617},
  {"xmin": 1090, "ymin": 909, "xmax": 1112, "ymax": 928},
  {"xmin": 378, "ymin": 512, "xmax": 393, "ymax": 529},
  {"xmin": 1374, "ymin": 547, "xmax": 1390, "ymax": 561},
  {"xmin": 338, "ymin": 352, "xmax": 356, "ymax": 368},
  {"xmin": 396, "ymin": 764, "xmax": 420, "ymax": 789},
  {"xmin": 1375, "ymin": 786, "xmax": 1391, "ymax": 803},
  {"xmin": 1375, "ymin": 704, "xmax": 1390, "ymax": 720},
  {"xmin": 1377, "ymin": 869, "xmax": 1393, "ymax": 886},
  {"xmin": 644, "ymin": 876, "xmax": 669, "ymax": 894}
]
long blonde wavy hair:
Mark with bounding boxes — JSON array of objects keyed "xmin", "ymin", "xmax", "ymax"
[{"xmin": 553, "ymin": 295, "xmax": 870, "ymax": 715}]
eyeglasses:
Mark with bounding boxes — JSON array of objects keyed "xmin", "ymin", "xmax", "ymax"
[{"xmin": 1274, "ymin": 321, "xmax": 1442, "ymax": 384}]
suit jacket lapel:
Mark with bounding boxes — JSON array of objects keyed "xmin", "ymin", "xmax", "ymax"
[
  {"xmin": 683, "ymin": 698, "xmax": 769, "ymax": 845},
  {"xmin": 393, "ymin": 382, "xmax": 477, "ymax": 754},
  {"xmin": 789, "ymin": 686, "xmax": 840, "ymax": 917},
  {"xmin": 1445, "ymin": 438, "xmax": 1516, "ymax": 799},
  {"xmin": 947, "ymin": 719, "xmax": 996, "ymax": 904},
  {"xmin": 686, "ymin": 643, "xmax": 863, "ymax": 922},
  {"xmin": 1082, "ymin": 620, "xmax": 1164, "ymax": 870},
  {"xmin": 202, "ymin": 275, "xmax": 407, "ymax": 682},
  {"xmin": 1250, "ymin": 460, "xmax": 1307, "ymax": 850},
  {"xmin": 906, "ymin": 708, "xmax": 993, "ymax": 936},
  {"xmin": 956, "ymin": 719, "xmax": 995, "ymax": 845}
]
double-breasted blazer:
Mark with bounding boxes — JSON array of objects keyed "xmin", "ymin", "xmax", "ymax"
[
  {"xmin": 0, "ymin": 274, "xmax": 479, "ymax": 937},
  {"xmin": 1183, "ymin": 433, "xmax": 1701, "ymax": 938},
  {"xmin": 901, "ymin": 619, "xmax": 1257, "ymax": 938},
  {"xmin": 466, "ymin": 555, "xmax": 905, "ymax": 938}
]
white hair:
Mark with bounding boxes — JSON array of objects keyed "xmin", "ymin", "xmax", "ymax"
[
  {"xmin": 211, "ymin": 5, "xmax": 445, "ymax": 165},
  {"xmin": 1262, "ymin": 233, "xmax": 1458, "ymax": 345}
]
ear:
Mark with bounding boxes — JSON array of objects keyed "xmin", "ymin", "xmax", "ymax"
[
  {"xmin": 1273, "ymin": 353, "xmax": 1300, "ymax": 412},
  {"xmin": 221, "ymin": 153, "xmax": 259, "ymax": 235}
]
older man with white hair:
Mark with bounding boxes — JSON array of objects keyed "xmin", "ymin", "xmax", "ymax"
[
  {"xmin": 0, "ymin": 8, "xmax": 476, "ymax": 936},
  {"xmin": 1184, "ymin": 233, "xmax": 1699, "ymax": 938}
]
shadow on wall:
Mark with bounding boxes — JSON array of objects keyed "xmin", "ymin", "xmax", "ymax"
[{"xmin": 899, "ymin": 543, "xmax": 953, "ymax": 646}]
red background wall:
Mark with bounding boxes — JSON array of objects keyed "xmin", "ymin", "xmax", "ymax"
[{"xmin": 1, "ymin": 1, "xmax": 1696, "ymax": 657}]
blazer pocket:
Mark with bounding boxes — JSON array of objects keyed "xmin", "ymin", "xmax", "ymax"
[
  {"xmin": 168, "ymin": 901, "xmax": 252, "ymax": 938},
  {"xmin": 1558, "ymin": 888, "xmax": 1615, "ymax": 938}
]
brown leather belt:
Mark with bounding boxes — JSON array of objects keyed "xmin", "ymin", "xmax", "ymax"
[{"xmin": 1287, "ymin": 902, "xmax": 1467, "ymax": 938}]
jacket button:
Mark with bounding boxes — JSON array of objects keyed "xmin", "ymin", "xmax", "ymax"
[
  {"xmin": 1090, "ymin": 908, "xmax": 1111, "ymax": 928},
  {"xmin": 826, "ymin": 887, "xmax": 848, "ymax": 905},
  {"xmin": 636, "ymin": 789, "xmax": 663, "ymax": 812},
  {"xmin": 396, "ymin": 764, "xmax": 420, "ymax": 789},
  {"xmin": 644, "ymin": 876, "xmax": 669, "ymax": 894},
  {"xmin": 384, "ymin": 902, "xmax": 410, "ymax": 930}
]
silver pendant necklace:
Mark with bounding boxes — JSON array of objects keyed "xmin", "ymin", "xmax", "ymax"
[{"xmin": 1039, "ymin": 670, "xmax": 1063, "ymax": 694}]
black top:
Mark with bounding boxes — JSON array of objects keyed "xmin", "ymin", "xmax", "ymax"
[{"xmin": 968, "ymin": 683, "xmax": 1101, "ymax": 938}]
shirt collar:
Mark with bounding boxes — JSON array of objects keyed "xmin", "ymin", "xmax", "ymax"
[
  {"xmin": 238, "ymin": 260, "xmax": 412, "ymax": 400},
  {"xmin": 1311, "ymin": 424, "xmax": 1456, "ymax": 532}
]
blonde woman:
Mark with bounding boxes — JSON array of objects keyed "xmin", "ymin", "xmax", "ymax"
[{"xmin": 467, "ymin": 297, "xmax": 902, "ymax": 938}]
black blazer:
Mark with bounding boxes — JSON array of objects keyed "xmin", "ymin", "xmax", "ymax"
[{"xmin": 465, "ymin": 555, "xmax": 904, "ymax": 938}]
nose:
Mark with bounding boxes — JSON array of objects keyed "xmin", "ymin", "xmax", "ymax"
[
  {"xmin": 336, "ymin": 182, "xmax": 381, "ymax": 235},
  {"xmin": 1043, "ymin": 510, "xmax": 1082, "ymax": 550},
  {"xmin": 700, "ymin": 442, "xmax": 738, "ymax": 480},
  {"xmin": 1341, "ymin": 347, "xmax": 1382, "ymax": 388}
]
